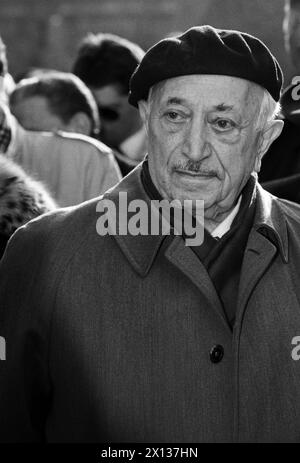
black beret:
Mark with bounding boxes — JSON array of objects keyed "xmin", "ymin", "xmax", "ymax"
[{"xmin": 129, "ymin": 25, "xmax": 283, "ymax": 107}]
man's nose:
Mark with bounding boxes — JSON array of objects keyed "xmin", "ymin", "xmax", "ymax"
[{"xmin": 182, "ymin": 121, "xmax": 211, "ymax": 161}]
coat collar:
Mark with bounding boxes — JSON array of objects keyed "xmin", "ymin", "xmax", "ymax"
[
  {"xmin": 103, "ymin": 163, "xmax": 166, "ymax": 276},
  {"xmin": 104, "ymin": 164, "xmax": 289, "ymax": 276},
  {"xmin": 253, "ymin": 182, "xmax": 289, "ymax": 263}
]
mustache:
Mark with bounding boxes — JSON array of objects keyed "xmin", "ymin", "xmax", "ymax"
[{"xmin": 174, "ymin": 160, "xmax": 219, "ymax": 177}]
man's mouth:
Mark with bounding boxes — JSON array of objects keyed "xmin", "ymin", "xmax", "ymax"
[{"xmin": 174, "ymin": 169, "xmax": 217, "ymax": 178}]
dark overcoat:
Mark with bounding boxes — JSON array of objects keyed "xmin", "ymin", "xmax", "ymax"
[{"xmin": 1, "ymin": 165, "xmax": 300, "ymax": 442}]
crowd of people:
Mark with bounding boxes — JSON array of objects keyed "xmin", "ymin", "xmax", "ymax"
[
  {"xmin": 1, "ymin": 0, "xmax": 300, "ymax": 444},
  {"xmin": 0, "ymin": 31, "xmax": 150, "ymax": 254}
]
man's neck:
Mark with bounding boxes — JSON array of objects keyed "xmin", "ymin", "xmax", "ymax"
[
  {"xmin": 209, "ymin": 197, "xmax": 242, "ymax": 237},
  {"xmin": 204, "ymin": 199, "xmax": 242, "ymax": 235}
]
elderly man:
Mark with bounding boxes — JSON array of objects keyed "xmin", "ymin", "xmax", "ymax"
[{"xmin": 1, "ymin": 25, "xmax": 300, "ymax": 443}]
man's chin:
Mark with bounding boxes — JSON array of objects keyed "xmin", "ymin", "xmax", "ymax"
[
  {"xmin": 168, "ymin": 178, "xmax": 219, "ymax": 201},
  {"xmin": 169, "ymin": 187, "xmax": 219, "ymax": 204}
]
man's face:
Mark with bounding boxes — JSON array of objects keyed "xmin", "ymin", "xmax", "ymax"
[
  {"xmin": 92, "ymin": 84, "xmax": 142, "ymax": 148},
  {"xmin": 11, "ymin": 95, "xmax": 69, "ymax": 132},
  {"xmin": 140, "ymin": 75, "xmax": 269, "ymax": 220}
]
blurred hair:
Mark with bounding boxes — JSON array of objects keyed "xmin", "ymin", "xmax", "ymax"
[
  {"xmin": 72, "ymin": 33, "xmax": 144, "ymax": 94},
  {"xmin": 10, "ymin": 71, "xmax": 100, "ymax": 136},
  {"xmin": 15, "ymin": 67, "xmax": 58, "ymax": 83},
  {"xmin": 0, "ymin": 36, "xmax": 7, "ymax": 77}
]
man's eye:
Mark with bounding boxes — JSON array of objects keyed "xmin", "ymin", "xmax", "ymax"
[
  {"xmin": 165, "ymin": 111, "xmax": 184, "ymax": 122},
  {"xmin": 213, "ymin": 119, "xmax": 236, "ymax": 131}
]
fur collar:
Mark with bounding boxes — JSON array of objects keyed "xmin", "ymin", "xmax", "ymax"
[{"xmin": 0, "ymin": 154, "xmax": 56, "ymax": 238}]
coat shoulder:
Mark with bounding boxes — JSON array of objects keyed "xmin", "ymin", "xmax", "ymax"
[
  {"xmin": 275, "ymin": 197, "xmax": 300, "ymax": 225},
  {"xmin": 3, "ymin": 165, "xmax": 141, "ymax": 263},
  {"xmin": 259, "ymin": 183, "xmax": 300, "ymax": 227},
  {"xmin": 54, "ymin": 131, "xmax": 113, "ymax": 158},
  {"xmin": 0, "ymin": 196, "xmax": 104, "ymax": 275},
  {"xmin": 1, "ymin": 169, "xmax": 143, "ymax": 276}
]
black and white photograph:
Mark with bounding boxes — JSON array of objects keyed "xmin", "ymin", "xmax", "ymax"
[{"xmin": 1, "ymin": 0, "xmax": 300, "ymax": 449}]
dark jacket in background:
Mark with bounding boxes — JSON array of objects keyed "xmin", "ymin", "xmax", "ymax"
[
  {"xmin": 260, "ymin": 82, "xmax": 300, "ymax": 189},
  {"xmin": 259, "ymin": 82, "xmax": 300, "ymax": 204},
  {"xmin": 260, "ymin": 119, "xmax": 300, "ymax": 183},
  {"xmin": 263, "ymin": 172, "xmax": 300, "ymax": 203}
]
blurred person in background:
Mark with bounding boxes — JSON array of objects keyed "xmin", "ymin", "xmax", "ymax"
[
  {"xmin": 260, "ymin": 0, "xmax": 300, "ymax": 195},
  {"xmin": 283, "ymin": 0, "xmax": 300, "ymax": 73},
  {"xmin": 0, "ymin": 154, "xmax": 57, "ymax": 259},
  {"xmin": 0, "ymin": 36, "xmax": 15, "ymax": 105},
  {"xmin": 0, "ymin": 103, "xmax": 121, "ymax": 207},
  {"xmin": 10, "ymin": 72, "xmax": 100, "ymax": 138},
  {"xmin": 0, "ymin": 35, "xmax": 121, "ymax": 206},
  {"xmin": 73, "ymin": 33, "xmax": 146, "ymax": 176},
  {"xmin": 262, "ymin": 81, "xmax": 300, "ymax": 201},
  {"xmin": 0, "ymin": 38, "xmax": 57, "ymax": 257}
]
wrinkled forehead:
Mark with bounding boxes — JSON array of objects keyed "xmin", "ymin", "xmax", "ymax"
[{"xmin": 149, "ymin": 74, "xmax": 264, "ymax": 114}]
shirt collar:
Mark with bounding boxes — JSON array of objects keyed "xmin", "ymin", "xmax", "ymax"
[{"xmin": 211, "ymin": 196, "xmax": 242, "ymax": 238}]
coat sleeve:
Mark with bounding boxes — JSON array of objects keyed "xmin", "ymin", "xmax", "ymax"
[{"xmin": 0, "ymin": 222, "xmax": 54, "ymax": 442}]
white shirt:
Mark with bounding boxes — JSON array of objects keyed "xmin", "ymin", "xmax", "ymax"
[{"xmin": 211, "ymin": 196, "xmax": 242, "ymax": 238}]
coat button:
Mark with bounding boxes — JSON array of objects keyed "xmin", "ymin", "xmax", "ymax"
[{"xmin": 210, "ymin": 345, "xmax": 224, "ymax": 363}]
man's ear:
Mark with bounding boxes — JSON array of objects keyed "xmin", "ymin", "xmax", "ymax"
[
  {"xmin": 254, "ymin": 119, "xmax": 284, "ymax": 172},
  {"xmin": 67, "ymin": 112, "xmax": 92, "ymax": 136},
  {"xmin": 138, "ymin": 100, "xmax": 150, "ymax": 129}
]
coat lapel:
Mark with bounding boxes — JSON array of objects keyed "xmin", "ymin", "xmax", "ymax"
[
  {"xmin": 236, "ymin": 184, "xmax": 289, "ymax": 325},
  {"xmin": 164, "ymin": 236, "xmax": 231, "ymax": 330},
  {"xmin": 106, "ymin": 164, "xmax": 166, "ymax": 277},
  {"xmin": 236, "ymin": 230, "xmax": 277, "ymax": 322}
]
